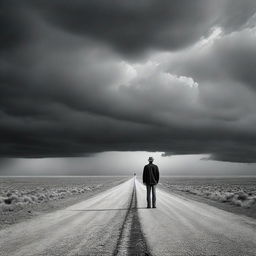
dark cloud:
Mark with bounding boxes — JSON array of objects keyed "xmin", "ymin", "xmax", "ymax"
[
  {"xmin": 0, "ymin": 1, "xmax": 33, "ymax": 53},
  {"xmin": 2, "ymin": 0, "xmax": 256, "ymax": 56},
  {"xmin": 1, "ymin": 0, "xmax": 256, "ymax": 163},
  {"xmin": 25, "ymin": 0, "xmax": 213, "ymax": 56}
]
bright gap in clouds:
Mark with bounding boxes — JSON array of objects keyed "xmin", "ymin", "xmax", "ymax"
[
  {"xmin": 0, "ymin": 152, "xmax": 255, "ymax": 176},
  {"xmin": 198, "ymin": 27, "xmax": 223, "ymax": 47}
]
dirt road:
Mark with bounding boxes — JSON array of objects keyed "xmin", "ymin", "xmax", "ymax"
[
  {"xmin": 136, "ymin": 179, "xmax": 256, "ymax": 256},
  {"xmin": 0, "ymin": 177, "xmax": 255, "ymax": 255}
]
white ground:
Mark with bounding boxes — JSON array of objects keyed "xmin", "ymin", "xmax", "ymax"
[{"xmin": 0, "ymin": 178, "xmax": 256, "ymax": 256}]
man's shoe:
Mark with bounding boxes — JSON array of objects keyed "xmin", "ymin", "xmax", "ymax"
[
  {"xmin": 147, "ymin": 205, "xmax": 151, "ymax": 208},
  {"xmin": 152, "ymin": 205, "xmax": 156, "ymax": 208}
]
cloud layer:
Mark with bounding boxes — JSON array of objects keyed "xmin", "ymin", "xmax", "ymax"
[{"xmin": 1, "ymin": 0, "xmax": 256, "ymax": 162}]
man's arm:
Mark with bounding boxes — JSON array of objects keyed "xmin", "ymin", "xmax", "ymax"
[{"xmin": 156, "ymin": 165, "xmax": 159, "ymax": 183}]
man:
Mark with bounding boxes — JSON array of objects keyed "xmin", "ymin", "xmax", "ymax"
[{"xmin": 143, "ymin": 157, "xmax": 159, "ymax": 208}]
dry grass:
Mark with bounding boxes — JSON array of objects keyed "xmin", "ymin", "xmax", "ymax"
[
  {"xmin": 161, "ymin": 176, "xmax": 256, "ymax": 209},
  {"xmin": 0, "ymin": 176, "xmax": 127, "ymax": 212}
]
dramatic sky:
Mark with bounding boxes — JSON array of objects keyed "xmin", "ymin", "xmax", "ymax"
[{"xmin": 1, "ymin": 0, "xmax": 256, "ymax": 175}]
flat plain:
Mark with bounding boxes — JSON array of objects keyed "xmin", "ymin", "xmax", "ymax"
[{"xmin": 0, "ymin": 178, "xmax": 255, "ymax": 256}]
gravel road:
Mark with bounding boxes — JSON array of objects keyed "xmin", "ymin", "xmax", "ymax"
[{"xmin": 0, "ymin": 177, "xmax": 255, "ymax": 256}]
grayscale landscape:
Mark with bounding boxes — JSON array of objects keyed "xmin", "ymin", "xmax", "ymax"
[
  {"xmin": 0, "ymin": 177, "xmax": 256, "ymax": 256},
  {"xmin": 1, "ymin": 0, "xmax": 256, "ymax": 255}
]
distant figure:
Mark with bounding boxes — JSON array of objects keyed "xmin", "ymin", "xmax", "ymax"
[
  {"xmin": 134, "ymin": 172, "xmax": 136, "ymax": 176},
  {"xmin": 143, "ymin": 157, "xmax": 159, "ymax": 208}
]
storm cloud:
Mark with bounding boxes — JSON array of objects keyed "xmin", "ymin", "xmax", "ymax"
[{"xmin": 1, "ymin": 0, "xmax": 256, "ymax": 163}]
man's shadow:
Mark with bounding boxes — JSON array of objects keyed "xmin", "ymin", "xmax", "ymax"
[{"xmin": 69, "ymin": 207, "xmax": 148, "ymax": 212}]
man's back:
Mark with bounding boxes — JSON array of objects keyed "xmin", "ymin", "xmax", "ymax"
[{"xmin": 143, "ymin": 163, "xmax": 159, "ymax": 185}]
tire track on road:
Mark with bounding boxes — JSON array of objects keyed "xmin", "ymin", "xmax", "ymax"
[{"xmin": 114, "ymin": 178, "xmax": 150, "ymax": 256}]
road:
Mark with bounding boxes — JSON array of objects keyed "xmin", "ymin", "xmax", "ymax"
[
  {"xmin": 0, "ymin": 178, "xmax": 255, "ymax": 256},
  {"xmin": 0, "ymin": 179, "xmax": 135, "ymax": 256},
  {"xmin": 136, "ymin": 180, "xmax": 256, "ymax": 256}
]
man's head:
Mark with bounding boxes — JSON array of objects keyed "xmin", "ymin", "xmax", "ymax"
[{"xmin": 148, "ymin": 157, "xmax": 154, "ymax": 163}]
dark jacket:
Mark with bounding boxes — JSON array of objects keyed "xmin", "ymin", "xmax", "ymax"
[{"xmin": 143, "ymin": 163, "xmax": 159, "ymax": 185}]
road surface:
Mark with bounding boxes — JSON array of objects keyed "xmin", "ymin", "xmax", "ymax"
[
  {"xmin": 0, "ymin": 178, "xmax": 255, "ymax": 256},
  {"xmin": 136, "ymin": 180, "xmax": 256, "ymax": 256}
]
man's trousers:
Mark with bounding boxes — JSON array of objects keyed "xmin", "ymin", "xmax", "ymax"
[{"xmin": 146, "ymin": 184, "xmax": 156, "ymax": 207}]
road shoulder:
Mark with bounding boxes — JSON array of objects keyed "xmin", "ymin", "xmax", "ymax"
[{"xmin": 159, "ymin": 183, "xmax": 256, "ymax": 220}]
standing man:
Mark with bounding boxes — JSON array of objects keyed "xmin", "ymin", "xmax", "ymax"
[{"xmin": 143, "ymin": 157, "xmax": 159, "ymax": 208}]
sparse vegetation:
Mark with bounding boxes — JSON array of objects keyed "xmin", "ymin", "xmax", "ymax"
[
  {"xmin": 161, "ymin": 177, "xmax": 256, "ymax": 209},
  {"xmin": 0, "ymin": 176, "xmax": 128, "ymax": 214}
]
